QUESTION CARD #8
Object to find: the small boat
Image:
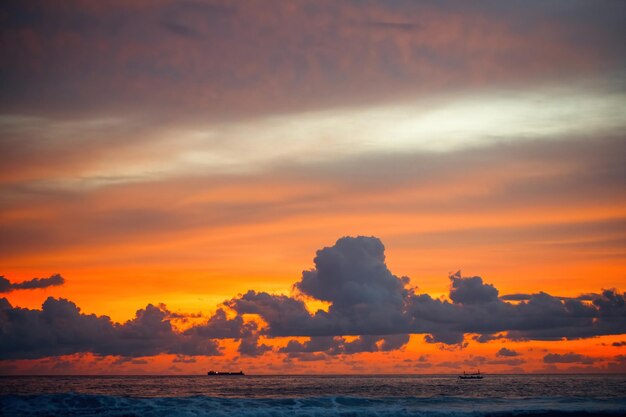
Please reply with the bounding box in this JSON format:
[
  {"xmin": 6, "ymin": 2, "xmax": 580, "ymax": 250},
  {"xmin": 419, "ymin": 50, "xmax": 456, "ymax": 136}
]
[
  {"xmin": 459, "ymin": 370, "xmax": 483, "ymax": 379},
  {"xmin": 207, "ymin": 370, "xmax": 245, "ymax": 376}
]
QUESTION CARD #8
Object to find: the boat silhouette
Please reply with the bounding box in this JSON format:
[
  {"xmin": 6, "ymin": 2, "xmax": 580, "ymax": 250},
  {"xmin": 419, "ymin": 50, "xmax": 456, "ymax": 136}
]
[
  {"xmin": 459, "ymin": 370, "xmax": 483, "ymax": 379},
  {"xmin": 207, "ymin": 370, "xmax": 245, "ymax": 376}
]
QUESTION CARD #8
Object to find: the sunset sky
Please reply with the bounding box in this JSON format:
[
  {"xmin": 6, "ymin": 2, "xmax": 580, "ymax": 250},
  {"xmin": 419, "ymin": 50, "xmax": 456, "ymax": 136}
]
[{"xmin": 1, "ymin": 0, "xmax": 625, "ymax": 375}]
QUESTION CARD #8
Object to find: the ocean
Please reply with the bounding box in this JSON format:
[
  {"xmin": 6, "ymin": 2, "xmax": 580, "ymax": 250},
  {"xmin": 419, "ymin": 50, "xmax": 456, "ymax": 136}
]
[{"xmin": 1, "ymin": 374, "xmax": 625, "ymax": 416}]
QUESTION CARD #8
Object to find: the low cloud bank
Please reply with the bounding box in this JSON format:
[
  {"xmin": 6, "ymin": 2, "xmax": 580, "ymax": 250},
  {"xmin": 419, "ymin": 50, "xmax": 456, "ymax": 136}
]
[{"xmin": 1, "ymin": 236, "xmax": 624, "ymax": 360}]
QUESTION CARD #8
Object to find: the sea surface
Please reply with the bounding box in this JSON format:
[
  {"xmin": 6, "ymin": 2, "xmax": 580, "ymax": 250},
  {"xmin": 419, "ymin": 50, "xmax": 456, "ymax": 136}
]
[{"xmin": 1, "ymin": 374, "xmax": 625, "ymax": 416}]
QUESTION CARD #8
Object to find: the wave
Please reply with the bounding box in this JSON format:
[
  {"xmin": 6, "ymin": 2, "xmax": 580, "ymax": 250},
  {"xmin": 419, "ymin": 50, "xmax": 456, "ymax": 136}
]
[{"xmin": 2, "ymin": 394, "xmax": 625, "ymax": 417}]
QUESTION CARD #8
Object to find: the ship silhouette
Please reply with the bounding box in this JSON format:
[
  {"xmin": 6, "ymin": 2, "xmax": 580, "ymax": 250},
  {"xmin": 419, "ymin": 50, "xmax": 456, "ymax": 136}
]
[
  {"xmin": 207, "ymin": 370, "xmax": 245, "ymax": 376},
  {"xmin": 459, "ymin": 369, "xmax": 483, "ymax": 379}
]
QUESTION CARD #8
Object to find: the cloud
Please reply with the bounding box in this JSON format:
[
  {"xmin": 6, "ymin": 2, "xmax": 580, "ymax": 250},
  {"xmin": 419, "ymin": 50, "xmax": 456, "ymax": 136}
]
[
  {"xmin": 0, "ymin": 274, "xmax": 65, "ymax": 293},
  {"xmin": 496, "ymin": 347, "xmax": 519, "ymax": 357},
  {"xmin": 449, "ymin": 272, "xmax": 499, "ymax": 304},
  {"xmin": 1, "ymin": 0, "xmax": 622, "ymax": 121},
  {"xmin": 279, "ymin": 334, "xmax": 410, "ymax": 359},
  {"xmin": 172, "ymin": 355, "xmax": 196, "ymax": 363},
  {"xmin": 227, "ymin": 236, "xmax": 414, "ymax": 338},
  {"xmin": 226, "ymin": 236, "xmax": 626, "ymax": 345},
  {"xmin": 238, "ymin": 334, "xmax": 272, "ymax": 357},
  {"xmin": 499, "ymin": 294, "xmax": 532, "ymax": 301},
  {"xmin": 543, "ymin": 352, "xmax": 596, "ymax": 365},
  {"xmin": 0, "ymin": 297, "xmax": 221, "ymax": 360},
  {"xmin": 185, "ymin": 308, "xmax": 255, "ymax": 339},
  {"xmin": 612, "ymin": 341, "xmax": 626, "ymax": 347},
  {"xmin": 280, "ymin": 336, "xmax": 343, "ymax": 355},
  {"xmin": 489, "ymin": 358, "xmax": 526, "ymax": 366},
  {"xmin": 225, "ymin": 291, "xmax": 315, "ymax": 337},
  {"xmin": 2, "ymin": 235, "xmax": 625, "ymax": 360}
]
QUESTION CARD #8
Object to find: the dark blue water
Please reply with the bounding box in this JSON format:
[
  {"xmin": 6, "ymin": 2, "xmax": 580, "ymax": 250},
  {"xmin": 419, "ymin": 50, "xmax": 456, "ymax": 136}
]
[{"xmin": 1, "ymin": 374, "xmax": 625, "ymax": 416}]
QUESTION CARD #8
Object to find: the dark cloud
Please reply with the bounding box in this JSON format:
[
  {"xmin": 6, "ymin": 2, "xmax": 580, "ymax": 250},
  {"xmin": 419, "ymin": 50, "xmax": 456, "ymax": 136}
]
[
  {"xmin": 500, "ymin": 294, "xmax": 532, "ymax": 301},
  {"xmin": 0, "ymin": 274, "xmax": 64, "ymax": 293},
  {"xmin": 226, "ymin": 236, "xmax": 626, "ymax": 345},
  {"xmin": 380, "ymin": 334, "xmax": 411, "ymax": 352},
  {"xmin": 543, "ymin": 352, "xmax": 596, "ymax": 365},
  {"xmin": 424, "ymin": 332, "xmax": 466, "ymax": 346},
  {"xmin": 238, "ymin": 334, "xmax": 271, "ymax": 357},
  {"xmin": 279, "ymin": 334, "xmax": 410, "ymax": 359},
  {"xmin": 0, "ymin": 297, "xmax": 221, "ymax": 360},
  {"xmin": 225, "ymin": 291, "xmax": 315, "ymax": 337},
  {"xmin": 612, "ymin": 341, "xmax": 626, "ymax": 347},
  {"xmin": 186, "ymin": 308, "xmax": 255, "ymax": 339},
  {"xmin": 449, "ymin": 272, "xmax": 499, "ymax": 304},
  {"xmin": 0, "ymin": 0, "xmax": 622, "ymax": 120},
  {"xmin": 280, "ymin": 336, "xmax": 342, "ymax": 355},
  {"xmin": 2, "ymin": 236, "xmax": 625, "ymax": 360},
  {"xmin": 496, "ymin": 347, "xmax": 519, "ymax": 357}
]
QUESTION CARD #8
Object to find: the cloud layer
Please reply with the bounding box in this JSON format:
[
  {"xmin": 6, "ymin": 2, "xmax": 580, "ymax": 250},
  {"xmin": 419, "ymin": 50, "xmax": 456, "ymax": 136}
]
[
  {"xmin": 1, "ymin": 236, "xmax": 624, "ymax": 360},
  {"xmin": 0, "ymin": 298, "xmax": 219, "ymax": 360}
]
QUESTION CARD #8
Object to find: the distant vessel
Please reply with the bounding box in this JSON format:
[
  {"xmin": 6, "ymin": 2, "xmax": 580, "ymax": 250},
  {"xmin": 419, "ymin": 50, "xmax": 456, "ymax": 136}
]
[
  {"xmin": 207, "ymin": 370, "xmax": 245, "ymax": 376},
  {"xmin": 459, "ymin": 370, "xmax": 483, "ymax": 379}
]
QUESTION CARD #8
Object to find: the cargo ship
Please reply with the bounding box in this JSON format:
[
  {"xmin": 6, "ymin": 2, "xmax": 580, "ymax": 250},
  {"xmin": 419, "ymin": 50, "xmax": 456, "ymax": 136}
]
[
  {"xmin": 459, "ymin": 370, "xmax": 483, "ymax": 379},
  {"xmin": 207, "ymin": 370, "xmax": 245, "ymax": 376}
]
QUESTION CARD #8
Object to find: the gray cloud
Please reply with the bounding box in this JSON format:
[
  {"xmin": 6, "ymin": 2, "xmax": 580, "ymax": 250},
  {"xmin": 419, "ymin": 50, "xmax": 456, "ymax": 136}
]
[
  {"xmin": 2, "ymin": 0, "xmax": 622, "ymax": 120},
  {"xmin": 0, "ymin": 274, "xmax": 64, "ymax": 293},
  {"xmin": 2, "ymin": 235, "xmax": 625, "ymax": 360},
  {"xmin": 238, "ymin": 334, "xmax": 272, "ymax": 357},
  {"xmin": 500, "ymin": 294, "xmax": 532, "ymax": 301},
  {"xmin": 279, "ymin": 334, "xmax": 410, "ymax": 359},
  {"xmin": 496, "ymin": 347, "xmax": 519, "ymax": 357},
  {"xmin": 449, "ymin": 272, "xmax": 499, "ymax": 305},
  {"xmin": 0, "ymin": 297, "xmax": 221, "ymax": 360},
  {"xmin": 543, "ymin": 352, "xmax": 596, "ymax": 365},
  {"xmin": 185, "ymin": 308, "xmax": 255, "ymax": 339},
  {"xmin": 226, "ymin": 236, "xmax": 626, "ymax": 345}
]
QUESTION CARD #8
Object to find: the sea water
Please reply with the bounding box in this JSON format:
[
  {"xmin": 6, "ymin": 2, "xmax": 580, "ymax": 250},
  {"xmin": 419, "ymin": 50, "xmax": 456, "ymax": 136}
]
[{"xmin": 1, "ymin": 374, "xmax": 625, "ymax": 416}]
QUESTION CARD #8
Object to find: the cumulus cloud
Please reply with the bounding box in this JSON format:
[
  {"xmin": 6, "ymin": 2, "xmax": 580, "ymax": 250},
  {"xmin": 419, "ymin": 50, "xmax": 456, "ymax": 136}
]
[
  {"xmin": 2, "ymin": 235, "xmax": 625, "ymax": 360},
  {"xmin": 0, "ymin": 274, "xmax": 65, "ymax": 293},
  {"xmin": 238, "ymin": 334, "xmax": 272, "ymax": 357},
  {"xmin": 0, "ymin": 297, "xmax": 221, "ymax": 360},
  {"xmin": 186, "ymin": 308, "xmax": 255, "ymax": 339},
  {"xmin": 226, "ymin": 236, "xmax": 626, "ymax": 346},
  {"xmin": 449, "ymin": 272, "xmax": 499, "ymax": 304},
  {"xmin": 228, "ymin": 236, "xmax": 413, "ymax": 337}
]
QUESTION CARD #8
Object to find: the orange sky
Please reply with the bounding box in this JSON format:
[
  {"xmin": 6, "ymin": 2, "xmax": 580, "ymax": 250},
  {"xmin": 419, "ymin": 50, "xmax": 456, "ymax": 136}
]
[{"xmin": 0, "ymin": 0, "xmax": 625, "ymax": 374}]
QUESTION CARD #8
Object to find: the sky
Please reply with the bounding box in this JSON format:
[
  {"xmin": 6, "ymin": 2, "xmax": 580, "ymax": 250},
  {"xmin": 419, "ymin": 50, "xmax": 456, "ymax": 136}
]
[{"xmin": 1, "ymin": 0, "xmax": 625, "ymax": 375}]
